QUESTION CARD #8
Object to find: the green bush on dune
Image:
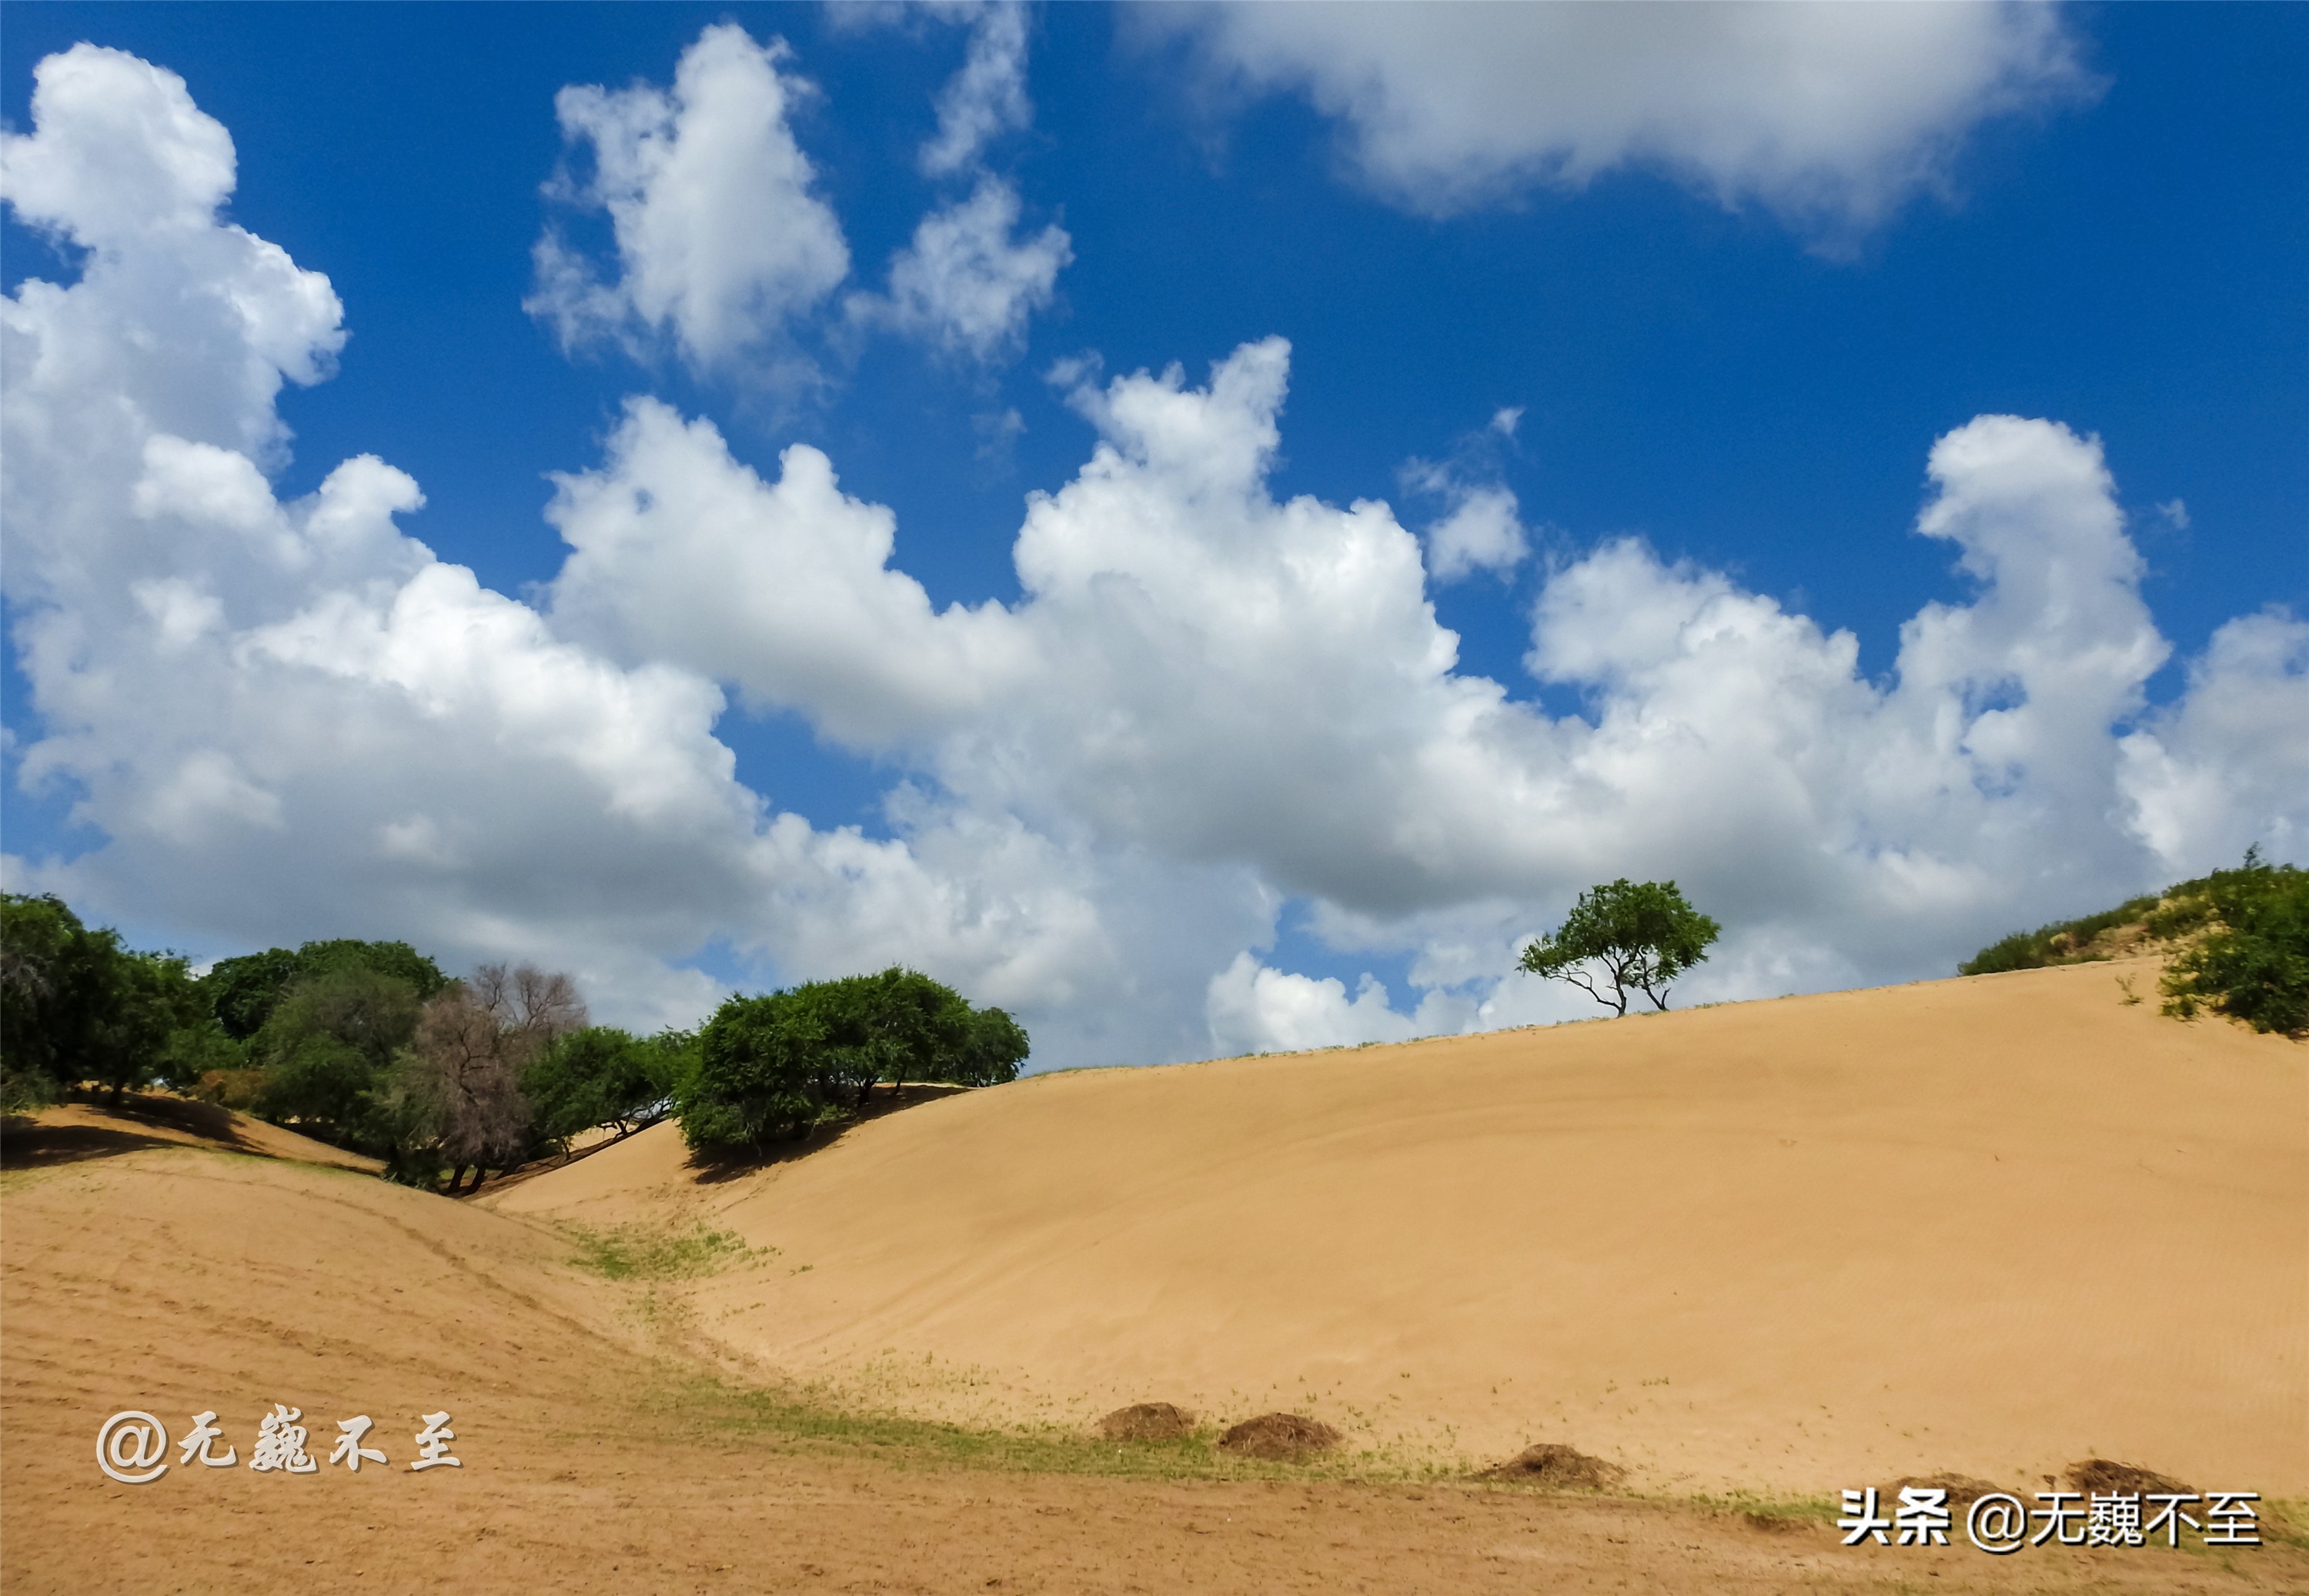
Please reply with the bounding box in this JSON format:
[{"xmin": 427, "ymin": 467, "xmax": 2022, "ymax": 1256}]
[
  {"xmin": 2155, "ymin": 852, "xmax": 2309, "ymax": 1038},
  {"xmin": 1961, "ymin": 850, "xmax": 2307, "ymax": 1039},
  {"xmin": 677, "ymin": 967, "xmax": 1029, "ymax": 1152},
  {"xmin": 1955, "ymin": 894, "xmax": 2165, "ymax": 975}
]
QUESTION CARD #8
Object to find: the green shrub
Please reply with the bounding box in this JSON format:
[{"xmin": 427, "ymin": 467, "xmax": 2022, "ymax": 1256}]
[
  {"xmin": 2159, "ymin": 854, "xmax": 2307, "ymax": 1039},
  {"xmin": 1957, "ymin": 893, "xmax": 2162, "ymax": 975},
  {"xmin": 677, "ymin": 967, "xmax": 1028, "ymax": 1152}
]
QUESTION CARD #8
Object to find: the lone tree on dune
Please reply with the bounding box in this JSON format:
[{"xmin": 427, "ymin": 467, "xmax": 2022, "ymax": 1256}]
[{"xmin": 1521, "ymin": 879, "xmax": 1720, "ymax": 1016}]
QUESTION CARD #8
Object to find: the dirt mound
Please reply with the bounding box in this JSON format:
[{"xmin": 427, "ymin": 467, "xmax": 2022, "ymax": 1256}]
[
  {"xmin": 1218, "ymin": 1413, "xmax": 1342, "ymax": 1461},
  {"xmin": 2063, "ymin": 1457, "xmax": 2197, "ymax": 1497},
  {"xmin": 1098, "ymin": 1402, "xmax": 1197, "ymax": 1442},
  {"xmin": 1482, "ymin": 1443, "xmax": 1626, "ymax": 1490},
  {"xmin": 1881, "ymin": 1473, "xmax": 2007, "ymax": 1509}
]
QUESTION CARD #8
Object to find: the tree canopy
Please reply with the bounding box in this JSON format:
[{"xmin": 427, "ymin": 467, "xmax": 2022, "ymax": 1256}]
[
  {"xmin": 205, "ymin": 938, "xmax": 448, "ymax": 1042},
  {"xmin": 7, "ymin": 897, "xmax": 1032, "ymax": 1187},
  {"xmin": 677, "ymin": 968, "xmax": 1028, "ymax": 1151},
  {"xmin": 1519, "ymin": 879, "xmax": 1721, "ymax": 1015},
  {"xmin": 523, "ymin": 1025, "xmax": 687, "ymax": 1148},
  {"xmin": 248, "ymin": 963, "xmax": 426, "ymax": 1139},
  {"xmin": 2, "ymin": 893, "xmax": 205, "ymax": 1109},
  {"xmin": 384, "ymin": 963, "xmax": 589, "ymax": 1190}
]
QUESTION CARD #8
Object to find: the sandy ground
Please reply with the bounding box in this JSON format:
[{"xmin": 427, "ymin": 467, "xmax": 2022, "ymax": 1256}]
[
  {"xmin": 4, "ymin": 962, "xmax": 2304, "ymax": 1593},
  {"xmin": 491, "ymin": 957, "xmax": 2307, "ymax": 1497}
]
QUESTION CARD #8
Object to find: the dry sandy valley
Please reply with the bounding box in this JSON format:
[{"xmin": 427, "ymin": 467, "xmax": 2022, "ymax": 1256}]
[{"xmin": 4, "ymin": 957, "xmax": 2302, "ymax": 1593}]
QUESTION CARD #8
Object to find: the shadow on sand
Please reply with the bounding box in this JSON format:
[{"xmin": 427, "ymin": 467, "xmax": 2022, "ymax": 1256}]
[
  {"xmin": 687, "ymin": 1082, "xmax": 974, "ymax": 1186},
  {"xmin": 2, "ymin": 1090, "xmax": 264, "ymax": 1169}
]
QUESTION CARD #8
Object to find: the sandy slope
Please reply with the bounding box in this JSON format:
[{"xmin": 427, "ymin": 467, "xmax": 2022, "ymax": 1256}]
[
  {"xmin": 5, "ymin": 981, "xmax": 2303, "ymax": 1594},
  {"xmin": 492, "ymin": 957, "xmax": 2308, "ymax": 1496},
  {"xmin": 8, "ymin": 1090, "xmax": 384, "ymax": 1172},
  {"xmin": 7, "ymin": 1130, "xmax": 2250, "ymax": 1596}
]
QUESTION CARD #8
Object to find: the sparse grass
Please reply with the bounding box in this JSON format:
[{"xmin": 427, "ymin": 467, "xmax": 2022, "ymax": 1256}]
[
  {"xmin": 2262, "ymin": 1498, "xmax": 2308, "ymax": 1554},
  {"xmin": 563, "ymin": 1220, "xmax": 769, "ymax": 1281},
  {"xmin": 1959, "ymin": 892, "xmax": 2167, "ymax": 976},
  {"xmin": 611, "ymin": 1366, "xmax": 1492, "ymax": 1487},
  {"xmin": 1676, "ymin": 1487, "xmax": 1840, "ymax": 1525}
]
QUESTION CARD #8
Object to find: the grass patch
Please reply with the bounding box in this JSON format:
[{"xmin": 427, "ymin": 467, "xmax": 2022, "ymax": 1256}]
[
  {"xmin": 614, "ymin": 1366, "xmax": 1483, "ymax": 1486},
  {"xmin": 1677, "ymin": 1488, "xmax": 1840, "ymax": 1526},
  {"xmin": 563, "ymin": 1221, "xmax": 767, "ymax": 1281},
  {"xmin": 2262, "ymin": 1498, "xmax": 2309, "ymax": 1554},
  {"xmin": 1959, "ymin": 893, "xmax": 2164, "ymax": 975}
]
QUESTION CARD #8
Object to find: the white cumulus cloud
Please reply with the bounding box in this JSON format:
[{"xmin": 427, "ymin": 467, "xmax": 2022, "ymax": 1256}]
[
  {"xmin": 920, "ymin": 1, "xmax": 1034, "ymax": 178},
  {"xmin": 526, "ymin": 24, "xmax": 850, "ymax": 373},
  {"xmin": 1205, "ymin": 952, "xmax": 1425, "ymax": 1057},
  {"xmin": 1153, "ymin": 2, "xmax": 2095, "ymax": 236},
  {"xmin": 552, "ymin": 332, "xmax": 2302, "ymax": 1049},
  {"xmin": 850, "ymin": 178, "xmax": 1071, "ymax": 362},
  {"xmin": 846, "ymin": 4, "xmax": 1069, "ymax": 364},
  {"xmin": 1402, "ymin": 411, "xmax": 1532, "ymax": 582}
]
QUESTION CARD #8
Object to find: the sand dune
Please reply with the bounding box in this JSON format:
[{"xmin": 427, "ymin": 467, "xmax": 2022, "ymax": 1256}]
[
  {"xmin": 7, "ymin": 964, "xmax": 2304, "ymax": 1593},
  {"xmin": 6, "ymin": 1089, "xmax": 385, "ymax": 1173},
  {"xmin": 492, "ymin": 957, "xmax": 2307, "ymax": 1495}
]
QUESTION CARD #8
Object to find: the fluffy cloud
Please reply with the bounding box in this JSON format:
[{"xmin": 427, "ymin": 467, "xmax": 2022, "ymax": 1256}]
[
  {"xmin": 0, "ymin": 43, "xmax": 1130, "ymax": 1042},
  {"xmin": 1402, "ymin": 407, "xmax": 1531, "ymax": 582},
  {"xmin": 920, "ymin": 1, "xmax": 1034, "ymax": 178},
  {"xmin": 847, "ymin": 5, "xmax": 1070, "ymax": 362},
  {"xmin": 850, "ymin": 178, "xmax": 1071, "ymax": 362},
  {"xmin": 2119, "ymin": 609, "xmax": 2309, "ymax": 868},
  {"xmin": 1153, "ymin": 2, "xmax": 2093, "ymax": 234},
  {"xmin": 1205, "ymin": 952, "xmax": 1423, "ymax": 1057},
  {"xmin": 8, "ymin": 44, "xmax": 2301, "ymax": 1073},
  {"xmin": 550, "ymin": 328, "xmax": 2303, "ymax": 1043},
  {"xmin": 544, "ymin": 396, "xmax": 1034, "ymax": 746},
  {"xmin": 526, "ymin": 24, "xmax": 850, "ymax": 372}
]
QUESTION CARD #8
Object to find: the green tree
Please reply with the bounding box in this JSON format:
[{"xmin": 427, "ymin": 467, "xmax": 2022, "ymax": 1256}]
[
  {"xmin": 523, "ymin": 1025, "xmax": 680, "ymax": 1149},
  {"xmin": 956, "ymin": 1004, "xmax": 1031, "ymax": 1087},
  {"xmin": 677, "ymin": 968, "xmax": 1029, "ymax": 1152},
  {"xmin": 678, "ymin": 988, "xmax": 823, "ymax": 1149},
  {"xmin": 1519, "ymin": 879, "xmax": 1721, "ymax": 1015},
  {"xmin": 155, "ymin": 1015, "xmax": 246, "ymax": 1095},
  {"xmin": 246, "ymin": 963, "xmax": 423, "ymax": 1142},
  {"xmin": 203, "ymin": 939, "xmax": 446, "ymax": 1041},
  {"xmin": 2158, "ymin": 853, "xmax": 2308, "ymax": 1039},
  {"xmin": 203, "ymin": 947, "xmax": 308, "ymax": 1042},
  {"xmin": 5, "ymin": 894, "xmax": 226, "ymax": 1109},
  {"xmin": 80, "ymin": 948, "xmax": 205, "ymax": 1105},
  {"xmin": 2, "ymin": 893, "xmax": 84, "ymax": 1110}
]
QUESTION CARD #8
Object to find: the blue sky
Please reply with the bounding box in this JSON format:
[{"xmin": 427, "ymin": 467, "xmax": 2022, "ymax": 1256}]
[{"xmin": 3, "ymin": 3, "xmax": 2303, "ymax": 1066}]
